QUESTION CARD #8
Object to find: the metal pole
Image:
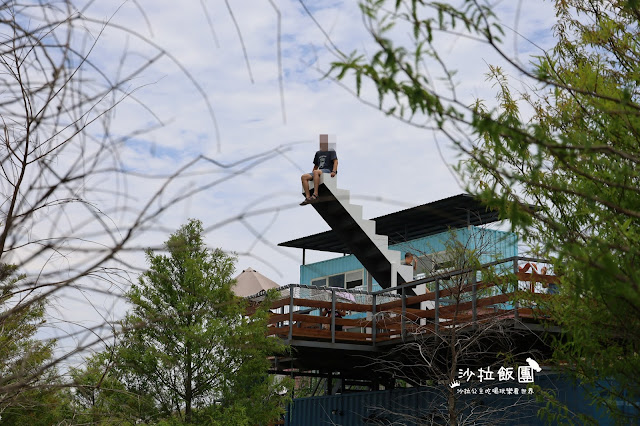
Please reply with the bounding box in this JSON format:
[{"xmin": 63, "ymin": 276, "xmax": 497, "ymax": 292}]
[
  {"xmin": 435, "ymin": 279, "xmax": 440, "ymax": 334},
  {"xmin": 372, "ymin": 294, "xmax": 377, "ymax": 347},
  {"xmin": 401, "ymin": 287, "xmax": 406, "ymax": 340},
  {"xmin": 472, "ymin": 268, "xmax": 477, "ymax": 326},
  {"xmin": 280, "ymin": 305, "xmax": 285, "ymax": 328},
  {"xmin": 288, "ymin": 286, "xmax": 294, "ymax": 341},
  {"xmin": 331, "ymin": 288, "xmax": 336, "ymax": 343},
  {"xmin": 513, "ymin": 258, "xmax": 520, "ymax": 321}
]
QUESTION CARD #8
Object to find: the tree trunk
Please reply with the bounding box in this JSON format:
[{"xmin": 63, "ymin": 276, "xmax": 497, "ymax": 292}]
[
  {"xmin": 448, "ymin": 330, "xmax": 458, "ymax": 426},
  {"xmin": 186, "ymin": 343, "xmax": 193, "ymax": 423}
]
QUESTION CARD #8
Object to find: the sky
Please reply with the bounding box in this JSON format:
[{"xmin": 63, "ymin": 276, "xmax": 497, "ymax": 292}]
[
  {"xmin": 116, "ymin": 0, "xmax": 555, "ymax": 279},
  {"xmin": 8, "ymin": 0, "xmax": 559, "ymax": 357}
]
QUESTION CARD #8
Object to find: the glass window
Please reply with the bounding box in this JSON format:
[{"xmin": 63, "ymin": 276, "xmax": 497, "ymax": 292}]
[
  {"xmin": 346, "ymin": 279, "xmax": 362, "ymax": 289},
  {"xmin": 416, "ymin": 252, "xmax": 457, "ymax": 275},
  {"xmin": 311, "ymin": 278, "xmax": 326, "ymax": 287},
  {"xmin": 328, "ymin": 274, "xmax": 345, "ymax": 288},
  {"xmin": 416, "ymin": 255, "xmax": 433, "ymax": 277},
  {"xmin": 346, "ymin": 270, "xmax": 363, "ymax": 289}
]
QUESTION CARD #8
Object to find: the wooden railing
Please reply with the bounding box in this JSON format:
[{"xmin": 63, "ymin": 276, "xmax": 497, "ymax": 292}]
[{"xmin": 257, "ymin": 257, "xmax": 559, "ymax": 346}]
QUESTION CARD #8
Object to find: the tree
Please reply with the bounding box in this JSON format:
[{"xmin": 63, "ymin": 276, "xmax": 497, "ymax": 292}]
[
  {"xmin": 0, "ymin": 264, "xmax": 71, "ymax": 424},
  {"xmin": 68, "ymin": 351, "xmax": 157, "ymax": 424},
  {"xmin": 364, "ymin": 230, "xmax": 545, "ymax": 425},
  {"xmin": 329, "ymin": 0, "xmax": 640, "ymax": 422},
  {"xmin": 114, "ymin": 219, "xmax": 289, "ymax": 425},
  {"xmin": 0, "ymin": 0, "xmax": 289, "ymax": 409},
  {"xmin": 0, "ymin": 0, "xmax": 198, "ymax": 385},
  {"xmin": 0, "ymin": 384, "xmax": 72, "ymax": 426}
]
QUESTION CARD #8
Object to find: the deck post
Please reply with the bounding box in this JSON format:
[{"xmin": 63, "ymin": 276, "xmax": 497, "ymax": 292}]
[
  {"xmin": 513, "ymin": 258, "xmax": 520, "ymax": 321},
  {"xmin": 472, "ymin": 268, "xmax": 477, "ymax": 326},
  {"xmin": 435, "ymin": 279, "xmax": 440, "ymax": 334},
  {"xmin": 372, "ymin": 294, "xmax": 377, "ymax": 347},
  {"xmin": 288, "ymin": 286, "xmax": 294, "ymax": 341},
  {"xmin": 331, "ymin": 288, "xmax": 336, "ymax": 343},
  {"xmin": 401, "ymin": 287, "xmax": 406, "ymax": 340},
  {"xmin": 280, "ymin": 305, "xmax": 284, "ymax": 328}
]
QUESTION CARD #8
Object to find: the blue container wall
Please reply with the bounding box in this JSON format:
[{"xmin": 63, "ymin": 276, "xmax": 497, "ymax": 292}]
[
  {"xmin": 300, "ymin": 226, "xmax": 518, "ymax": 285},
  {"xmin": 389, "ymin": 227, "xmax": 517, "ymax": 265},
  {"xmin": 285, "ymin": 375, "xmax": 630, "ymax": 426},
  {"xmin": 300, "ymin": 255, "xmax": 365, "ymax": 286}
]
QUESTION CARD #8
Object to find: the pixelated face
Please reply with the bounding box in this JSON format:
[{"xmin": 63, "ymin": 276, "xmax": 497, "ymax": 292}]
[
  {"xmin": 319, "ymin": 134, "xmax": 336, "ymax": 151},
  {"xmin": 319, "ymin": 134, "xmax": 328, "ymax": 151}
]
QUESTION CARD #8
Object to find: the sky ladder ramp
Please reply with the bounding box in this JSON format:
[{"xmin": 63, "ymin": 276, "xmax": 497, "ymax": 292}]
[{"xmin": 307, "ymin": 175, "xmax": 413, "ymax": 290}]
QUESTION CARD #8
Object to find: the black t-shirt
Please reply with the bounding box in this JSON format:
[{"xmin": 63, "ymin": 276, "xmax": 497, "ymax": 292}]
[{"xmin": 313, "ymin": 150, "xmax": 337, "ymax": 170}]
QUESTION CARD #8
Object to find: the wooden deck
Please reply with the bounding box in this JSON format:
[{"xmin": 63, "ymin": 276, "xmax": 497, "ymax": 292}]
[
  {"xmin": 254, "ymin": 257, "xmax": 559, "ymax": 349},
  {"xmin": 253, "ymin": 257, "xmax": 560, "ymax": 389}
]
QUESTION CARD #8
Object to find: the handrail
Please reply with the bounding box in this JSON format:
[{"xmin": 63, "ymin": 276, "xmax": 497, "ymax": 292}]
[
  {"xmin": 245, "ymin": 256, "xmax": 554, "ymax": 301},
  {"xmin": 372, "ymin": 255, "xmax": 553, "ymax": 296},
  {"xmin": 259, "ymin": 256, "xmax": 557, "ymax": 346}
]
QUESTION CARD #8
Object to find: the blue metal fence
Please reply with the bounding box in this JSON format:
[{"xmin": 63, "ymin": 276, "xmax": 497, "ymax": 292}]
[{"xmin": 285, "ymin": 375, "xmax": 632, "ymax": 425}]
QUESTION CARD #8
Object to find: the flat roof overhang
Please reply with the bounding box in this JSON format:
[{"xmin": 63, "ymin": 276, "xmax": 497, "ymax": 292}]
[{"xmin": 279, "ymin": 193, "xmax": 502, "ymax": 254}]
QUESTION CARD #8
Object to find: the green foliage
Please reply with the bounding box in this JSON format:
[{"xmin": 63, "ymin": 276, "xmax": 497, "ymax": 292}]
[
  {"xmin": 114, "ymin": 219, "xmax": 290, "ymax": 425},
  {"xmin": 330, "ymin": 0, "xmax": 640, "ymax": 422},
  {"xmin": 68, "ymin": 351, "xmax": 157, "ymax": 424},
  {"xmin": 469, "ymin": 3, "xmax": 640, "ymax": 421},
  {"xmin": 0, "ymin": 382, "xmax": 73, "ymax": 426},
  {"xmin": 0, "ymin": 264, "xmax": 65, "ymax": 422},
  {"xmin": 533, "ymin": 385, "xmax": 596, "ymax": 426}
]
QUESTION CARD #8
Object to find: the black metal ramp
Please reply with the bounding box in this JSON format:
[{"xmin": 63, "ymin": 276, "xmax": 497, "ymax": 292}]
[{"xmin": 307, "ymin": 175, "xmax": 413, "ymax": 289}]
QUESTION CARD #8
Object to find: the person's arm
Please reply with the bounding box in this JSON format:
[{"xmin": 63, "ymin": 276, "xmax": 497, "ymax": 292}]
[{"xmin": 331, "ymin": 158, "xmax": 338, "ymax": 177}]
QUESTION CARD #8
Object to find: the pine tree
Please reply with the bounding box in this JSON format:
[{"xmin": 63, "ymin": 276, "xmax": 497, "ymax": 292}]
[{"xmin": 115, "ymin": 219, "xmax": 289, "ymax": 424}]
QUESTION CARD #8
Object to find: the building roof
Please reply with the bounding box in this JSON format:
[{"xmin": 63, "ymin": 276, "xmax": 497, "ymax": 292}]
[
  {"xmin": 278, "ymin": 193, "xmax": 501, "ymax": 254},
  {"xmin": 232, "ymin": 267, "xmax": 280, "ymax": 297}
]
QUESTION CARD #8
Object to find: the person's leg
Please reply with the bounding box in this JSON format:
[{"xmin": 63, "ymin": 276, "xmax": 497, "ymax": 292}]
[
  {"xmin": 301, "ymin": 173, "xmax": 312, "ymax": 198},
  {"xmin": 312, "ymin": 169, "xmax": 323, "ymax": 196}
]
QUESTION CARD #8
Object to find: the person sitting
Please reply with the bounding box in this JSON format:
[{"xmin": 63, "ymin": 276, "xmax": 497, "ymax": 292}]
[{"xmin": 300, "ymin": 134, "xmax": 338, "ymax": 205}]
